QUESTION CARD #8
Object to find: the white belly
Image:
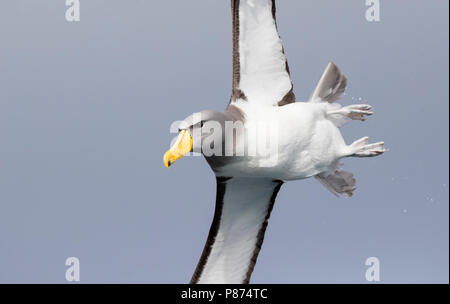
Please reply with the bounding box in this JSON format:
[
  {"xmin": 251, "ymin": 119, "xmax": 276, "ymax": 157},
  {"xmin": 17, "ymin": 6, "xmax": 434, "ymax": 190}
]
[{"xmin": 221, "ymin": 102, "xmax": 347, "ymax": 180}]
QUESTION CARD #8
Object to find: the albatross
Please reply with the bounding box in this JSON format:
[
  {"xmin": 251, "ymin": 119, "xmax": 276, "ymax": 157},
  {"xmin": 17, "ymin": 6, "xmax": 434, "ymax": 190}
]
[{"xmin": 163, "ymin": 0, "xmax": 385, "ymax": 284}]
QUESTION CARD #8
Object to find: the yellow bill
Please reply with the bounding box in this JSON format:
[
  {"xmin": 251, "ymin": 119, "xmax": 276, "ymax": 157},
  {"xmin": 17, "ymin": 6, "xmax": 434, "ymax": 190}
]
[{"xmin": 163, "ymin": 130, "xmax": 193, "ymax": 168}]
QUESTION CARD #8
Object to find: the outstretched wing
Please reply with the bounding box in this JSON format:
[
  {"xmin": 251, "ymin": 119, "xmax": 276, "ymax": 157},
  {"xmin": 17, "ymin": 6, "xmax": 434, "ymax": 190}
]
[
  {"xmin": 230, "ymin": 0, "xmax": 295, "ymax": 107},
  {"xmin": 190, "ymin": 177, "xmax": 283, "ymax": 284}
]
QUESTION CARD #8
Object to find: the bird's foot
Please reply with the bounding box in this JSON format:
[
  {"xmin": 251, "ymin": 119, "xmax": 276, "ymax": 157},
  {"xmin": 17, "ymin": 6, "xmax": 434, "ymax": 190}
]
[
  {"xmin": 349, "ymin": 136, "xmax": 386, "ymax": 157},
  {"xmin": 328, "ymin": 104, "xmax": 373, "ymax": 121}
]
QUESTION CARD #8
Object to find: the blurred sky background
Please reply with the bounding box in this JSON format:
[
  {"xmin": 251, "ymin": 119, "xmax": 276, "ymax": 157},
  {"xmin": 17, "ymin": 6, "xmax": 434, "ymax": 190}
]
[{"xmin": 0, "ymin": 0, "xmax": 448, "ymax": 283}]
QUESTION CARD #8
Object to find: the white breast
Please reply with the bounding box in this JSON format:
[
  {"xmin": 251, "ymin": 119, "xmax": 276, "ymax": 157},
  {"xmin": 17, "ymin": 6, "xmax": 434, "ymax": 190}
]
[{"xmin": 226, "ymin": 101, "xmax": 347, "ymax": 180}]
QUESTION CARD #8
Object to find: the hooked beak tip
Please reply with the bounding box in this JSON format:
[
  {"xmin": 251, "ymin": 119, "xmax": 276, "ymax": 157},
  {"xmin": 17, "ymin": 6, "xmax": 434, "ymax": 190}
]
[
  {"xmin": 163, "ymin": 130, "xmax": 193, "ymax": 169},
  {"xmin": 163, "ymin": 153, "xmax": 172, "ymax": 168}
]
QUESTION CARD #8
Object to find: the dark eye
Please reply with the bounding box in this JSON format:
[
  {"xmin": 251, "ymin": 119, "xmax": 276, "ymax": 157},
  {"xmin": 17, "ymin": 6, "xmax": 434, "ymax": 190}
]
[{"xmin": 200, "ymin": 121, "xmax": 205, "ymax": 128}]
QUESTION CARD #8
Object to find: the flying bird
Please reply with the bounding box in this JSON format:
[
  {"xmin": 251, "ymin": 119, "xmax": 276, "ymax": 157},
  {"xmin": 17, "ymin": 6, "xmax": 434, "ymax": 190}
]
[{"xmin": 163, "ymin": 0, "xmax": 385, "ymax": 284}]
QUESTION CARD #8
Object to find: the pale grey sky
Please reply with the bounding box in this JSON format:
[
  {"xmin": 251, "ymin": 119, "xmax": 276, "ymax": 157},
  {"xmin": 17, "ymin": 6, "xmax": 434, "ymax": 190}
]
[{"xmin": 0, "ymin": 1, "xmax": 448, "ymax": 283}]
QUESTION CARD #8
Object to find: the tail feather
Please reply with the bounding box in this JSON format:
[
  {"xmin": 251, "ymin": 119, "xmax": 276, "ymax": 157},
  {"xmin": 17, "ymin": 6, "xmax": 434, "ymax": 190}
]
[
  {"xmin": 315, "ymin": 170, "xmax": 356, "ymax": 197},
  {"xmin": 310, "ymin": 61, "xmax": 347, "ymax": 103}
]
